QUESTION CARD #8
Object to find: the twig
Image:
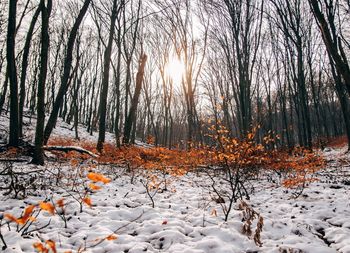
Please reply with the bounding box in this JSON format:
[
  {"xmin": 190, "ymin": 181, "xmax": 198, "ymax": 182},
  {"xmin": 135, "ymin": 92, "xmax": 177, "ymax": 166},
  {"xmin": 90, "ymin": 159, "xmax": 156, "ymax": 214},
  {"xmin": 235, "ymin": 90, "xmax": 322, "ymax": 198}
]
[
  {"xmin": 88, "ymin": 211, "xmax": 145, "ymax": 249},
  {"xmin": 0, "ymin": 158, "xmax": 30, "ymax": 163},
  {"xmin": 141, "ymin": 179, "xmax": 159, "ymax": 208},
  {"xmin": 23, "ymin": 219, "xmax": 51, "ymax": 235},
  {"xmin": 0, "ymin": 232, "xmax": 7, "ymax": 250},
  {"xmin": 0, "ymin": 218, "xmax": 7, "ymax": 250}
]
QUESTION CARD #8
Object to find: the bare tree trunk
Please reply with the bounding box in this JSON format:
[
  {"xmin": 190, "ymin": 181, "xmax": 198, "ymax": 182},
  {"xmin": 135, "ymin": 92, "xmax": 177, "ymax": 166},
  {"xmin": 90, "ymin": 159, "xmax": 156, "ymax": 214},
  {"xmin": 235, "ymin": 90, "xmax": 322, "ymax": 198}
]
[
  {"xmin": 329, "ymin": 57, "xmax": 350, "ymax": 150},
  {"xmin": 309, "ymin": 0, "xmax": 350, "ymax": 96},
  {"xmin": 0, "ymin": 70, "xmax": 8, "ymax": 113},
  {"xmin": 19, "ymin": 4, "xmax": 41, "ymax": 138},
  {"xmin": 32, "ymin": 0, "xmax": 52, "ymax": 165},
  {"xmin": 97, "ymin": 0, "xmax": 118, "ymax": 152},
  {"xmin": 6, "ymin": 0, "xmax": 19, "ymax": 147},
  {"xmin": 123, "ymin": 54, "xmax": 147, "ymax": 144},
  {"xmin": 112, "ymin": 57, "xmax": 122, "ymax": 147}
]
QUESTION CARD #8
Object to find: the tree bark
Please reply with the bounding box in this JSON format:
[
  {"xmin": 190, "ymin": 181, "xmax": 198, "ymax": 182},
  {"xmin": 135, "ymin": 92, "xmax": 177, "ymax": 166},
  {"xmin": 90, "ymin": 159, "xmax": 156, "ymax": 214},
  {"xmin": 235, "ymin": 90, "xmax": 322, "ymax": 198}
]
[
  {"xmin": 123, "ymin": 54, "xmax": 147, "ymax": 144},
  {"xmin": 19, "ymin": 4, "xmax": 41, "ymax": 138},
  {"xmin": 6, "ymin": 0, "xmax": 19, "ymax": 147},
  {"xmin": 0, "ymin": 70, "xmax": 9, "ymax": 113},
  {"xmin": 32, "ymin": 0, "xmax": 52, "ymax": 165},
  {"xmin": 96, "ymin": 0, "xmax": 118, "ymax": 152}
]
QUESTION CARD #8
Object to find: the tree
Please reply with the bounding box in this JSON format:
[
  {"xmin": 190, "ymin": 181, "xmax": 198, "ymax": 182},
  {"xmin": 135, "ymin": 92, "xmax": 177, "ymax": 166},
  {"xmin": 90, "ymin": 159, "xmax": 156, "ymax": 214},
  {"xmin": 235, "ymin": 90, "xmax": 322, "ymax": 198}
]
[
  {"xmin": 308, "ymin": 0, "xmax": 350, "ymax": 149},
  {"xmin": 270, "ymin": 0, "xmax": 313, "ymax": 148},
  {"xmin": 43, "ymin": 0, "xmax": 91, "ymax": 145},
  {"xmin": 155, "ymin": 0, "xmax": 208, "ymax": 146},
  {"xmin": 32, "ymin": 0, "xmax": 52, "ymax": 165},
  {"xmin": 123, "ymin": 53, "xmax": 147, "ymax": 144},
  {"xmin": 207, "ymin": 0, "xmax": 264, "ymax": 137},
  {"xmin": 309, "ymin": 0, "xmax": 350, "ymax": 96},
  {"xmin": 120, "ymin": 0, "xmax": 142, "ymax": 145},
  {"xmin": 19, "ymin": 4, "xmax": 41, "ymax": 138},
  {"xmin": 6, "ymin": 0, "xmax": 19, "ymax": 147},
  {"xmin": 96, "ymin": 0, "xmax": 119, "ymax": 152}
]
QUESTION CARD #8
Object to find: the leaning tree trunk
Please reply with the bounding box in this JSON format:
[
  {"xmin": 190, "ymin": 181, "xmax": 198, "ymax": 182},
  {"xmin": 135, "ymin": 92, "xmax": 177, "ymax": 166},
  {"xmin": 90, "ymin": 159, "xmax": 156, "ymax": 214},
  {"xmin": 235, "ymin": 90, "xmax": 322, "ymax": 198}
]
[
  {"xmin": 308, "ymin": 0, "xmax": 350, "ymax": 96},
  {"xmin": 123, "ymin": 54, "xmax": 147, "ymax": 144},
  {"xmin": 43, "ymin": 0, "xmax": 91, "ymax": 145}
]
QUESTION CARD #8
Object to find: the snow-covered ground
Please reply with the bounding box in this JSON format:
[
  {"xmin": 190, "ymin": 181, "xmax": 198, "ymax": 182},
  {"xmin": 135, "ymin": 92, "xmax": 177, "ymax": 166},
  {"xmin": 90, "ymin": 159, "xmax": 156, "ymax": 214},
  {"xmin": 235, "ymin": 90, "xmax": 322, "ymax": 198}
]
[{"xmin": 0, "ymin": 114, "xmax": 350, "ymax": 253}]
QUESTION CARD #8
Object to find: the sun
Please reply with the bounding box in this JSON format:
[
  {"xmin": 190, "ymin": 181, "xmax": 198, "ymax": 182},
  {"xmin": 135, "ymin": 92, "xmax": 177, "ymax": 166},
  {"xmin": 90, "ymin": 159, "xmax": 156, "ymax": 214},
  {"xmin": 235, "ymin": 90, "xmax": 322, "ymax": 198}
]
[{"xmin": 165, "ymin": 58, "xmax": 186, "ymax": 86}]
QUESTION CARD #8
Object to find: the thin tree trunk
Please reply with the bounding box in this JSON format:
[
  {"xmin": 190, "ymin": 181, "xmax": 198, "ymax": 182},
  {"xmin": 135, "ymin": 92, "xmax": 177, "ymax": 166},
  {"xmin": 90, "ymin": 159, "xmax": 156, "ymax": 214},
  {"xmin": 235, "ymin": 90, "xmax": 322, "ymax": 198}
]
[
  {"xmin": 0, "ymin": 70, "xmax": 8, "ymax": 113},
  {"xmin": 32, "ymin": 0, "xmax": 52, "ymax": 165},
  {"xmin": 123, "ymin": 54, "xmax": 147, "ymax": 144},
  {"xmin": 309, "ymin": 0, "xmax": 350, "ymax": 96},
  {"xmin": 96, "ymin": 0, "xmax": 118, "ymax": 152},
  {"xmin": 329, "ymin": 57, "xmax": 350, "ymax": 150},
  {"xmin": 7, "ymin": 0, "xmax": 20, "ymax": 147},
  {"xmin": 19, "ymin": 5, "xmax": 41, "ymax": 138}
]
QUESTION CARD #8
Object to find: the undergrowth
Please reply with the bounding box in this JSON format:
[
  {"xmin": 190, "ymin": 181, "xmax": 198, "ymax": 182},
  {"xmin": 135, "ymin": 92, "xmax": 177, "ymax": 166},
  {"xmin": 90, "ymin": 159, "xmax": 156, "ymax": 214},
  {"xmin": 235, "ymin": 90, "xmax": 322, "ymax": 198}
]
[{"xmin": 0, "ymin": 131, "xmax": 326, "ymax": 250}]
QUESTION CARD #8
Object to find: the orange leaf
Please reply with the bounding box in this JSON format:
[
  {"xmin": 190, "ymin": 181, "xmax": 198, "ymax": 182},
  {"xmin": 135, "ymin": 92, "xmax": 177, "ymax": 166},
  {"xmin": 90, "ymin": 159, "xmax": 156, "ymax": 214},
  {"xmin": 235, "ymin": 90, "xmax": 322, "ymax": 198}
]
[
  {"xmin": 17, "ymin": 216, "xmax": 36, "ymax": 225},
  {"xmin": 40, "ymin": 202, "xmax": 55, "ymax": 215},
  {"xmin": 82, "ymin": 197, "xmax": 92, "ymax": 207},
  {"xmin": 56, "ymin": 198, "xmax": 65, "ymax": 208},
  {"xmin": 4, "ymin": 213, "xmax": 19, "ymax": 223},
  {"xmin": 106, "ymin": 234, "xmax": 118, "ymax": 241},
  {"xmin": 87, "ymin": 172, "xmax": 111, "ymax": 184},
  {"xmin": 88, "ymin": 183, "xmax": 102, "ymax": 191},
  {"xmin": 33, "ymin": 242, "xmax": 48, "ymax": 253},
  {"xmin": 23, "ymin": 205, "xmax": 35, "ymax": 218},
  {"xmin": 247, "ymin": 133, "xmax": 254, "ymax": 140},
  {"xmin": 15, "ymin": 205, "xmax": 36, "ymax": 225},
  {"xmin": 46, "ymin": 240, "xmax": 57, "ymax": 253}
]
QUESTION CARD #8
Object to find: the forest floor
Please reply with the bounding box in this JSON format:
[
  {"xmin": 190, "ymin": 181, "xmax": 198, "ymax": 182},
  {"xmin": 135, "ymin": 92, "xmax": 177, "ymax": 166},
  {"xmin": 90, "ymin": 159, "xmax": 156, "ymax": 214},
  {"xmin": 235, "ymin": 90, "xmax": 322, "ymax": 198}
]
[{"xmin": 0, "ymin": 113, "xmax": 350, "ymax": 253}]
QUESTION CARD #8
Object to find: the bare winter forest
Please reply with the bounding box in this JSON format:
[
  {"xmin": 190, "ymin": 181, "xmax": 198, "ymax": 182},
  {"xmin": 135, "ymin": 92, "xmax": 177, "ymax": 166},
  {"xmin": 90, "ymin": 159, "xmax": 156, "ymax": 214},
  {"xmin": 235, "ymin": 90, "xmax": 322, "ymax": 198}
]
[{"xmin": 0, "ymin": 0, "xmax": 350, "ymax": 253}]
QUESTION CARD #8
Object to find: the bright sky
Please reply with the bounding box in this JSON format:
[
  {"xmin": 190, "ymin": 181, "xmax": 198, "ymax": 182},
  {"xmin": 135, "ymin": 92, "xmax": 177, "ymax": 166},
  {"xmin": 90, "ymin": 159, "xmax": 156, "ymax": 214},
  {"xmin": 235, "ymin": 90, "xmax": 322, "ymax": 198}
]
[{"xmin": 165, "ymin": 57, "xmax": 186, "ymax": 88}]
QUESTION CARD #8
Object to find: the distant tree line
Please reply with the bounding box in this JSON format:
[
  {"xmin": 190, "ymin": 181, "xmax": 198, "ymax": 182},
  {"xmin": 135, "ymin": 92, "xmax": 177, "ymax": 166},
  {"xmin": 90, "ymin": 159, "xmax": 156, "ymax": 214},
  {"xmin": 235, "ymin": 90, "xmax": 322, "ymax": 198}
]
[{"xmin": 0, "ymin": 0, "xmax": 349, "ymax": 164}]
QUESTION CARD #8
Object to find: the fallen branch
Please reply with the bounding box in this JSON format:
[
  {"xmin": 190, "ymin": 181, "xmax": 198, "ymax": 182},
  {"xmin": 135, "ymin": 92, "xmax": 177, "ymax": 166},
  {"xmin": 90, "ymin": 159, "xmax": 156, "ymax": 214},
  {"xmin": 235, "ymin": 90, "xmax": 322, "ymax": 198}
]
[
  {"xmin": 0, "ymin": 158, "xmax": 30, "ymax": 163},
  {"xmin": 44, "ymin": 146, "xmax": 98, "ymax": 158}
]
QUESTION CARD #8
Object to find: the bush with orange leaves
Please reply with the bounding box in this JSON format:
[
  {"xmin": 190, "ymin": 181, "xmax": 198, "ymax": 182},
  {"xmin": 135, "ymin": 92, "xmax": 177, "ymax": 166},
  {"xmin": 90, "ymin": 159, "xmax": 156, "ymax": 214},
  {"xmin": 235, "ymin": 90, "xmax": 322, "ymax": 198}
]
[
  {"xmin": 47, "ymin": 134, "xmax": 324, "ymax": 197},
  {"xmin": 47, "ymin": 137, "xmax": 206, "ymax": 177},
  {"xmin": 202, "ymin": 124, "xmax": 325, "ymax": 224},
  {"xmin": 203, "ymin": 125, "xmax": 268, "ymax": 222},
  {"xmin": 267, "ymin": 147, "xmax": 324, "ymax": 197},
  {"xmin": 46, "ymin": 137, "xmax": 208, "ymax": 208}
]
